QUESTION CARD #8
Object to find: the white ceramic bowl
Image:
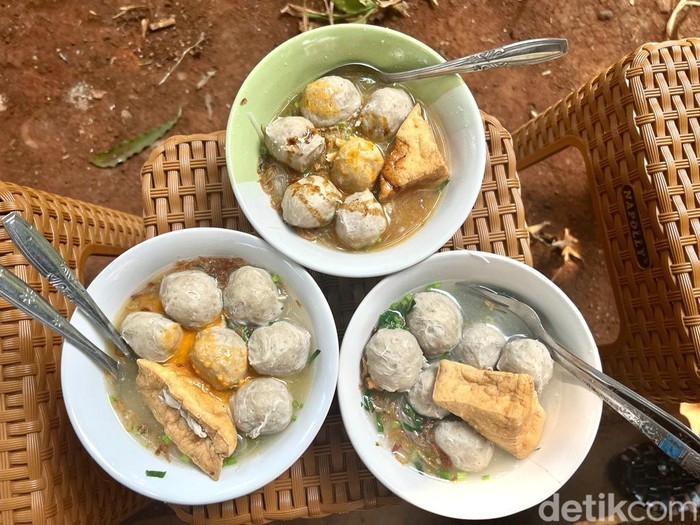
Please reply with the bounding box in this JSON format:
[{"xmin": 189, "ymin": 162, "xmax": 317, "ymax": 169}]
[
  {"xmin": 226, "ymin": 24, "xmax": 485, "ymax": 278},
  {"xmin": 61, "ymin": 229, "xmax": 339, "ymax": 505},
  {"xmin": 337, "ymin": 251, "xmax": 602, "ymax": 519}
]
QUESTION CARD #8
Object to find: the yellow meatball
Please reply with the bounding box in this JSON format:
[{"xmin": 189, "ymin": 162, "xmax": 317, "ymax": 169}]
[{"xmin": 331, "ymin": 137, "xmax": 384, "ymax": 193}]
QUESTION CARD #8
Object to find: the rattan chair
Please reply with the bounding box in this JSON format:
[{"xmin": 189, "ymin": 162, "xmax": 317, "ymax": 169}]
[
  {"xmin": 0, "ymin": 182, "xmax": 149, "ymax": 524},
  {"xmin": 513, "ymin": 38, "xmax": 700, "ymax": 403}
]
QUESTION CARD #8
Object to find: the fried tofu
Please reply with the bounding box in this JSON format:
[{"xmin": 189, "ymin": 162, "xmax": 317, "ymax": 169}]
[
  {"xmin": 136, "ymin": 359, "xmax": 237, "ymax": 480},
  {"xmin": 432, "ymin": 360, "xmax": 545, "ymax": 459},
  {"xmin": 378, "ymin": 104, "xmax": 449, "ymax": 202}
]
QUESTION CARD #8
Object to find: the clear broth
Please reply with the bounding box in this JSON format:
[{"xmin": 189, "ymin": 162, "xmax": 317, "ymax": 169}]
[{"xmin": 107, "ymin": 257, "xmax": 316, "ymax": 467}]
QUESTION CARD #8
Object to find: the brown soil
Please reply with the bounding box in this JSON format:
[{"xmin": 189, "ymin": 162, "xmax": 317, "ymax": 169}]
[{"xmin": 2, "ymin": 1, "xmax": 699, "ymax": 523}]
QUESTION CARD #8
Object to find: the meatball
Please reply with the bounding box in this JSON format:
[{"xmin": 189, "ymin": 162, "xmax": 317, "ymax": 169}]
[
  {"xmin": 247, "ymin": 320, "xmax": 311, "ymax": 376},
  {"xmin": 121, "ymin": 311, "xmax": 182, "ymax": 362},
  {"xmin": 359, "ymin": 87, "xmax": 414, "ymax": 142},
  {"xmin": 407, "ymin": 364, "xmax": 449, "ymax": 419},
  {"xmin": 264, "ymin": 116, "xmax": 325, "ymax": 172},
  {"xmin": 335, "ymin": 190, "xmax": 388, "ymax": 249},
  {"xmin": 159, "ymin": 270, "xmax": 222, "ymax": 329},
  {"xmin": 454, "ymin": 323, "xmax": 506, "ymax": 370},
  {"xmin": 189, "ymin": 326, "xmax": 248, "ymax": 390},
  {"xmin": 231, "ymin": 377, "xmax": 293, "ymax": 438},
  {"xmin": 496, "ymin": 338, "xmax": 553, "ymax": 394},
  {"xmin": 223, "ymin": 266, "xmax": 284, "ymax": 326},
  {"xmin": 434, "ymin": 420, "xmax": 494, "ymax": 472},
  {"xmin": 281, "ymin": 175, "xmax": 342, "ymax": 228},
  {"xmin": 330, "ymin": 137, "xmax": 384, "ymax": 193},
  {"xmin": 364, "ymin": 328, "xmax": 424, "ymax": 392},
  {"xmin": 300, "ymin": 76, "xmax": 361, "ymax": 128},
  {"xmin": 407, "ymin": 291, "xmax": 463, "ymax": 357}
]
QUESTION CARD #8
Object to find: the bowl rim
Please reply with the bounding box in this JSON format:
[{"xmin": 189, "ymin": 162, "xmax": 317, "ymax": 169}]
[
  {"xmin": 225, "ymin": 23, "xmax": 486, "ymax": 278},
  {"xmin": 61, "ymin": 228, "xmax": 340, "ymax": 505},
  {"xmin": 337, "ymin": 250, "xmax": 603, "ymax": 519}
]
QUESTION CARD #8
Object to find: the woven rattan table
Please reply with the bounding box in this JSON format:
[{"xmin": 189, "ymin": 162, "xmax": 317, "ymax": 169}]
[{"xmin": 139, "ymin": 112, "xmax": 531, "ymax": 524}]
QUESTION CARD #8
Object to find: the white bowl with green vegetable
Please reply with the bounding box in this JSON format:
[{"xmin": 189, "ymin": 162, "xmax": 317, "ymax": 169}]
[
  {"xmin": 337, "ymin": 250, "xmax": 602, "ymax": 519},
  {"xmin": 62, "ymin": 228, "xmax": 339, "ymax": 505}
]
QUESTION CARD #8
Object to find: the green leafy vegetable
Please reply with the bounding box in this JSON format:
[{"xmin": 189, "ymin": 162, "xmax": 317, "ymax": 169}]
[
  {"xmin": 375, "ymin": 411, "xmax": 384, "ymax": 433},
  {"xmin": 377, "ymin": 292, "xmax": 415, "ymax": 330},
  {"xmin": 146, "ymin": 470, "xmax": 166, "ymax": 478},
  {"xmin": 361, "ymin": 390, "xmax": 376, "ymax": 412},
  {"xmin": 333, "ymin": 0, "xmax": 376, "ymax": 15},
  {"xmin": 91, "ymin": 107, "xmax": 182, "ymax": 168},
  {"xmin": 241, "ymin": 325, "xmax": 253, "ymax": 343},
  {"xmin": 223, "ymin": 455, "xmax": 238, "ymax": 466},
  {"xmin": 400, "ymin": 401, "xmax": 424, "ymax": 432}
]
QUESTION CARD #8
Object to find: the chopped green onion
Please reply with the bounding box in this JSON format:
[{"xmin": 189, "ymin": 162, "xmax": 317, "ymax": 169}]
[
  {"xmin": 425, "ymin": 281, "xmax": 442, "ymax": 290},
  {"xmin": 308, "ymin": 349, "xmax": 321, "ymax": 363},
  {"xmin": 482, "ymin": 474, "xmax": 491, "ymax": 481},
  {"xmin": 180, "ymin": 454, "xmax": 191, "ymax": 463},
  {"xmin": 390, "ymin": 420, "xmax": 401, "ymax": 429},
  {"xmin": 223, "ymin": 455, "xmax": 237, "ymax": 466},
  {"xmin": 293, "ymin": 100, "xmax": 300, "ymax": 109},
  {"xmin": 361, "ymin": 390, "xmax": 375, "ymax": 412},
  {"xmin": 271, "ymin": 273, "xmax": 282, "ymax": 285},
  {"xmin": 160, "ymin": 434, "xmax": 172, "ymax": 445},
  {"xmin": 109, "ymin": 395, "xmax": 118, "ymax": 403},
  {"xmin": 291, "ymin": 414, "xmax": 297, "ymax": 422},
  {"xmin": 377, "ymin": 292, "xmax": 415, "ymax": 330},
  {"xmin": 413, "ymin": 461, "xmax": 424, "ymax": 472},
  {"xmin": 146, "ymin": 470, "xmax": 166, "ymax": 478},
  {"xmin": 437, "ymin": 470, "xmax": 451, "ymax": 480},
  {"xmin": 375, "ymin": 412, "xmax": 384, "ymax": 433},
  {"xmin": 241, "ymin": 325, "xmax": 253, "ymax": 342},
  {"xmin": 436, "ymin": 179, "xmax": 450, "ymax": 192},
  {"xmin": 292, "ymin": 400, "xmax": 303, "ymax": 409},
  {"xmin": 456, "ymin": 471, "xmax": 467, "ymax": 480}
]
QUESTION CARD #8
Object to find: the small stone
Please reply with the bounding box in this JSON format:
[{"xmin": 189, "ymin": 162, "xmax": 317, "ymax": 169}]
[{"xmin": 597, "ymin": 9, "xmax": 613, "ymax": 20}]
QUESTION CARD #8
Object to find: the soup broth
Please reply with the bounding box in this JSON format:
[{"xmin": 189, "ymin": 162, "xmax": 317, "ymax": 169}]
[
  {"xmin": 107, "ymin": 257, "xmax": 316, "ymax": 468},
  {"xmin": 361, "ymin": 280, "xmax": 546, "ymax": 481},
  {"xmin": 258, "ymin": 72, "xmax": 449, "ymax": 251}
]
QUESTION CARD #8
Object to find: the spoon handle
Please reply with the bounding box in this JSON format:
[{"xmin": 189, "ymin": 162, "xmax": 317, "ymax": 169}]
[
  {"xmin": 384, "ymin": 38, "xmax": 568, "ymax": 82},
  {"xmin": 539, "ymin": 329, "xmax": 700, "ymax": 477},
  {"xmin": 0, "ymin": 265, "xmax": 122, "ymax": 379},
  {"xmin": 2, "ymin": 212, "xmax": 133, "ymax": 359}
]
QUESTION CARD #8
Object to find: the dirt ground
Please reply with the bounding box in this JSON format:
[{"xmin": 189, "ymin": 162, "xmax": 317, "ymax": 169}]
[{"xmin": 2, "ymin": 1, "xmax": 699, "ymax": 523}]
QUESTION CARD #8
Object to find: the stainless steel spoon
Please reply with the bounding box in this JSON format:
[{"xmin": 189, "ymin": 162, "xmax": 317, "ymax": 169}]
[
  {"xmin": 326, "ymin": 38, "xmax": 568, "ymax": 83},
  {"xmin": 0, "ymin": 264, "xmax": 122, "ymax": 379},
  {"xmin": 474, "ymin": 285, "xmax": 700, "ymax": 477},
  {"xmin": 2, "ymin": 212, "xmax": 133, "ymax": 359}
]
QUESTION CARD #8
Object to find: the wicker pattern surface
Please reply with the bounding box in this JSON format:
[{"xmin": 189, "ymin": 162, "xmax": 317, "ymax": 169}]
[
  {"xmin": 513, "ymin": 38, "xmax": 700, "ymax": 403},
  {"xmin": 0, "ymin": 183, "xmax": 148, "ymax": 524},
  {"xmin": 139, "ymin": 112, "xmax": 531, "ymax": 523}
]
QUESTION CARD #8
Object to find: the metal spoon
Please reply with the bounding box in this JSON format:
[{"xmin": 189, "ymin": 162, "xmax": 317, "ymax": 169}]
[
  {"xmin": 326, "ymin": 38, "xmax": 568, "ymax": 83},
  {"xmin": 474, "ymin": 285, "xmax": 700, "ymax": 477},
  {"xmin": 2, "ymin": 212, "xmax": 133, "ymax": 359},
  {"xmin": 0, "ymin": 265, "xmax": 122, "ymax": 379}
]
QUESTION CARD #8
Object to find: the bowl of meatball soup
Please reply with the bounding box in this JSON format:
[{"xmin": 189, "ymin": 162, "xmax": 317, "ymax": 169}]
[
  {"xmin": 337, "ymin": 250, "xmax": 602, "ymax": 519},
  {"xmin": 61, "ymin": 228, "xmax": 339, "ymax": 505},
  {"xmin": 226, "ymin": 24, "xmax": 485, "ymax": 278}
]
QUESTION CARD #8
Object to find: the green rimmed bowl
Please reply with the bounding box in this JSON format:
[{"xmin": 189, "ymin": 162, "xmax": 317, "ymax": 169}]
[{"xmin": 226, "ymin": 24, "xmax": 486, "ymax": 278}]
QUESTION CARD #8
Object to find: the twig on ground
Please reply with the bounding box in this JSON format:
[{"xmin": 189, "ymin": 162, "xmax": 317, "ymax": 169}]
[
  {"xmin": 113, "ymin": 5, "xmax": 148, "ymax": 19},
  {"xmin": 158, "ymin": 32, "xmax": 206, "ymax": 86}
]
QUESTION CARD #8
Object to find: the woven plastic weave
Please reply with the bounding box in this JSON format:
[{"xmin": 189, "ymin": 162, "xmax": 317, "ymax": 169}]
[
  {"xmin": 513, "ymin": 38, "xmax": 700, "ymax": 403},
  {"xmin": 139, "ymin": 112, "xmax": 531, "ymax": 524},
  {"xmin": 0, "ymin": 182, "xmax": 148, "ymax": 524}
]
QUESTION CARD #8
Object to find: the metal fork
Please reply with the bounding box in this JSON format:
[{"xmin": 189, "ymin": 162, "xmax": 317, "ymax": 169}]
[{"xmin": 474, "ymin": 285, "xmax": 700, "ymax": 478}]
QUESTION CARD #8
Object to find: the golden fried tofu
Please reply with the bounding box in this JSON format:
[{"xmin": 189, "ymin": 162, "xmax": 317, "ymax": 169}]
[
  {"xmin": 432, "ymin": 360, "xmax": 545, "ymax": 459},
  {"xmin": 136, "ymin": 359, "xmax": 237, "ymax": 480},
  {"xmin": 378, "ymin": 104, "xmax": 449, "ymax": 202}
]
